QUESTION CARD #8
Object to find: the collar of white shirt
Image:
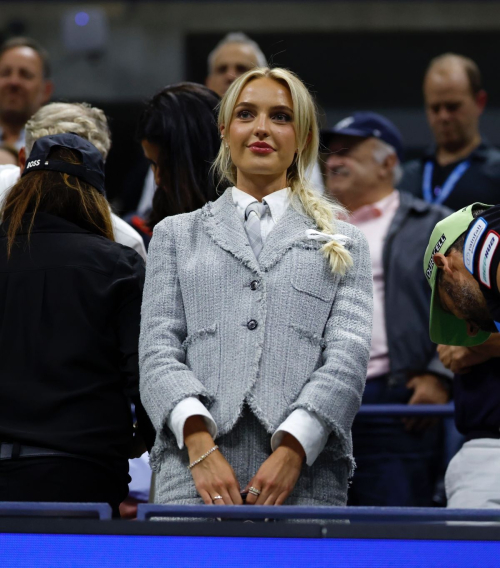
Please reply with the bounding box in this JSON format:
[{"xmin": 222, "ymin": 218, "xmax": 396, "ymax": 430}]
[{"xmin": 232, "ymin": 186, "xmax": 290, "ymax": 226}]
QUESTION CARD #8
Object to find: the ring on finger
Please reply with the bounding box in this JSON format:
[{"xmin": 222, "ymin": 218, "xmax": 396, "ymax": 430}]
[
  {"xmin": 248, "ymin": 486, "xmax": 261, "ymax": 496},
  {"xmin": 212, "ymin": 495, "xmax": 223, "ymax": 502}
]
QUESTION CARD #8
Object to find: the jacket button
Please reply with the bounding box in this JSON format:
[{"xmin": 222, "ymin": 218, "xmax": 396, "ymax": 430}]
[
  {"xmin": 250, "ymin": 280, "xmax": 259, "ymax": 291},
  {"xmin": 247, "ymin": 319, "xmax": 258, "ymax": 330}
]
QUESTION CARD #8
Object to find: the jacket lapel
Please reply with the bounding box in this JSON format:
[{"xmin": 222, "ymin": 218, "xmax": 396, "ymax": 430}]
[
  {"xmin": 201, "ymin": 189, "xmax": 262, "ymax": 274},
  {"xmin": 258, "ymin": 198, "xmax": 317, "ymax": 271},
  {"xmin": 382, "ymin": 191, "xmax": 428, "ymax": 273},
  {"xmin": 201, "ymin": 190, "xmax": 318, "ymax": 273}
]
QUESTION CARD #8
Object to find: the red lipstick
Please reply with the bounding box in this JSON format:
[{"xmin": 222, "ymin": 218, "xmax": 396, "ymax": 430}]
[{"xmin": 248, "ymin": 142, "xmax": 275, "ymax": 154}]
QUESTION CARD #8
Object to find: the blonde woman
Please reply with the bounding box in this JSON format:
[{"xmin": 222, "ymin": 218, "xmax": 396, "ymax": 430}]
[{"xmin": 140, "ymin": 68, "xmax": 373, "ymax": 507}]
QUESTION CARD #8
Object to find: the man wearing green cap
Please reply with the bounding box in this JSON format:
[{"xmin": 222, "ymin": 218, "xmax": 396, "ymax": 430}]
[
  {"xmin": 424, "ymin": 202, "xmax": 500, "ymax": 508},
  {"xmin": 424, "ymin": 203, "xmax": 500, "ymax": 344}
]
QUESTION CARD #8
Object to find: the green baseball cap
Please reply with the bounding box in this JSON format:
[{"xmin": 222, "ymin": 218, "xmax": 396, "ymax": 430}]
[{"xmin": 423, "ymin": 202, "xmax": 492, "ymax": 346}]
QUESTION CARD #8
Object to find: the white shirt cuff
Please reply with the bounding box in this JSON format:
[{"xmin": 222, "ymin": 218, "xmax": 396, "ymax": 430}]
[
  {"xmin": 271, "ymin": 408, "xmax": 329, "ymax": 466},
  {"xmin": 167, "ymin": 397, "xmax": 218, "ymax": 449}
]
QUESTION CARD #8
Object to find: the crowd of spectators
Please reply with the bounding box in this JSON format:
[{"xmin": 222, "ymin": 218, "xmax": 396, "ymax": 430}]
[{"xmin": 0, "ymin": 31, "xmax": 499, "ymax": 516}]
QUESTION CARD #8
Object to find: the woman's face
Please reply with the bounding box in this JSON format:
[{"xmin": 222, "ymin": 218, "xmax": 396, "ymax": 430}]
[
  {"xmin": 141, "ymin": 139, "xmax": 162, "ymax": 187},
  {"xmin": 223, "ymin": 77, "xmax": 297, "ymax": 186}
]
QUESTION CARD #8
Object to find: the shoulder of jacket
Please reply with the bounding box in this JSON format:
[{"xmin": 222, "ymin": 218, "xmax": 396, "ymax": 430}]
[
  {"xmin": 58, "ymin": 232, "xmax": 144, "ymax": 278},
  {"xmin": 86, "ymin": 232, "xmax": 140, "ymax": 260},
  {"xmin": 402, "ymin": 158, "xmax": 423, "ymax": 174},
  {"xmin": 115, "ymin": 240, "xmax": 145, "ymax": 266},
  {"xmin": 153, "ymin": 207, "xmax": 205, "ymax": 237},
  {"xmin": 335, "ymin": 219, "xmax": 370, "ymax": 251},
  {"xmin": 335, "ymin": 218, "xmax": 363, "ymax": 238},
  {"xmin": 399, "ymin": 191, "xmax": 452, "ymax": 219},
  {"xmin": 482, "ymin": 144, "xmax": 500, "ymax": 160}
]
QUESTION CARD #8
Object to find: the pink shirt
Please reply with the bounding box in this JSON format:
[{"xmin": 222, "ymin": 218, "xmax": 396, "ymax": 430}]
[{"xmin": 349, "ymin": 191, "xmax": 400, "ymax": 379}]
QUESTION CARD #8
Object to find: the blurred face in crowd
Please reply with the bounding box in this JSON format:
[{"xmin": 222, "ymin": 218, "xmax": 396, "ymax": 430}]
[
  {"xmin": 325, "ymin": 135, "xmax": 393, "ymax": 208},
  {"xmin": 141, "ymin": 139, "xmax": 162, "ymax": 187},
  {"xmin": 435, "ymin": 249, "xmax": 497, "ymax": 336},
  {"xmin": 222, "ymin": 77, "xmax": 297, "ymax": 189},
  {"xmin": 424, "ymin": 63, "xmax": 486, "ymax": 153},
  {"xmin": 0, "ymin": 46, "xmax": 52, "ymax": 127},
  {"xmin": 206, "ymin": 43, "xmax": 260, "ymax": 97}
]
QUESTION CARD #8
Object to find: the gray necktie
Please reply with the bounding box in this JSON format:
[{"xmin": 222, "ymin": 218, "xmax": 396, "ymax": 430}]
[{"xmin": 244, "ymin": 201, "xmax": 269, "ymax": 259}]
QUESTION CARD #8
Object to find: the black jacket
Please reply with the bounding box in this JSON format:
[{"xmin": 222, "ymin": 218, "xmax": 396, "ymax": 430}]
[
  {"xmin": 384, "ymin": 191, "xmax": 452, "ymax": 385},
  {"xmin": 0, "ymin": 213, "xmax": 152, "ymax": 479},
  {"xmin": 400, "ymin": 142, "xmax": 500, "ymax": 211},
  {"xmin": 455, "ymin": 205, "xmax": 500, "ymax": 439}
]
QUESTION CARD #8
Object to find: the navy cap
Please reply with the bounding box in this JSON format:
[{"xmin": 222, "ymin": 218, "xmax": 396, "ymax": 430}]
[
  {"xmin": 322, "ymin": 112, "xmax": 404, "ymax": 163},
  {"xmin": 22, "ymin": 133, "xmax": 106, "ymax": 196}
]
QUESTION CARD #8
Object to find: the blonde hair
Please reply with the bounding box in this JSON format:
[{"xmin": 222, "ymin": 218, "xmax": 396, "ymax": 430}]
[
  {"xmin": 214, "ymin": 67, "xmax": 352, "ymax": 275},
  {"xmin": 25, "ymin": 102, "xmax": 111, "ymax": 159}
]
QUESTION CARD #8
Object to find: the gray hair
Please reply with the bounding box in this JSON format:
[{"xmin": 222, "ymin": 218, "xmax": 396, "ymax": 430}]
[
  {"xmin": 207, "ymin": 32, "xmax": 267, "ymax": 74},
  {"xmin": 24, "ymin": 102, "xmax": 111, "ymax": 159},
  {"xmin": 373, "ymin": 139, "xmax": 403, "ymax": 187}
]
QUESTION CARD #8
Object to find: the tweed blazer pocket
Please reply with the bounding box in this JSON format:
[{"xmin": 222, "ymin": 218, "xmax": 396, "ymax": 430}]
[
  {"xmin": 281, "ymin": 324, "xmax": 325, "ymax": 404},
  {"xmin": 281, "ymin": 248, "xmax": 341, "ymax": 404},
  {"xmin": 289, "ymin": 247, "xmax": 338, "ymax": 302},
  {"xmin": 182, "ymin": 324, "xmax": 220, "ymax": 398}
]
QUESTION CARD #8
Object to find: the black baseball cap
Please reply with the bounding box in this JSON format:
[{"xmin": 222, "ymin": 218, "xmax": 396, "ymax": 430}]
[
  {"xmin": 321, "ymin": 111, "xmax": 404, "ymax": 163},
  {"xmin": 21, "ymin": 133, "xmax": 106, "ymax": 196}
]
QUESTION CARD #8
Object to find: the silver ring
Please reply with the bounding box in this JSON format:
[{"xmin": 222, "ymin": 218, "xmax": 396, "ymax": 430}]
[
  {"xmin": 249, "ymin": 486, "xmax": 261, "ymax": 496},
  {"xmin": 212, "ymin": 495, "xmax": 223, "ymax": 501}
]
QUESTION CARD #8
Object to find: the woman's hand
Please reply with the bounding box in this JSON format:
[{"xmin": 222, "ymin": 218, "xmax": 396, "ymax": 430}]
[
  {"xmin": 245, "ymin": 433, "xmax": 305, "ymax": 505},
  {"xmin": 184, "ymin": 416, "xmax": 242, "ymax": 505}
]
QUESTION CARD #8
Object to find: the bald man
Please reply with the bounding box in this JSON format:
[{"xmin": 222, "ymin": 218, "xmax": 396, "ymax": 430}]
[
  {"xmin": 205, "ymin": 32, "xmax": 266, "ymax": 97},
  {"xmin": 400, "ymin": 53, "xmax": 500, "ymax": 211}
]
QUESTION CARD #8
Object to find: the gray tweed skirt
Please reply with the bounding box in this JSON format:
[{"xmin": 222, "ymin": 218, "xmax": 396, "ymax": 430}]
[{"xmin": 154, "ymin": 405, "xmax": 349, "ymax": 506}]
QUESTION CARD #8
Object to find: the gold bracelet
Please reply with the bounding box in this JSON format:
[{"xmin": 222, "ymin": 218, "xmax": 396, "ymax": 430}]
[{"xmin": 188, "ymin": 445, "xmax": 219, "ymax": 470}]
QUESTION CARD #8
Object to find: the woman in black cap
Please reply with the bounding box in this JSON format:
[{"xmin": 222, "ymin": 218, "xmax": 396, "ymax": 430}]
[{"xmin": 0, "ymin": 133, "xmax": 152, "ymax": 517}]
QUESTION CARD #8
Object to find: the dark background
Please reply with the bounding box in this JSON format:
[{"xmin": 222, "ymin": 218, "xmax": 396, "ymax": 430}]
[
  {"xmin": 186, "ymin": 31, "xmax": 500, "ymax": 109},
  {"xmin": 101, "ymin": 30, "xmax": 500, "ymax": 210}
]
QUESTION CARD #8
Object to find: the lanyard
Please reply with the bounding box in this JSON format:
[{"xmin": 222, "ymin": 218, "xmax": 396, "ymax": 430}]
[{"xmin": 422, "ymin": 160, "xmax": 471, "ymax": 205}]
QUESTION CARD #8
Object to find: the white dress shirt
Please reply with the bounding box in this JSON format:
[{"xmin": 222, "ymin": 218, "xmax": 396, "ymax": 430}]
[{"xmin": 168, "ymin": 186, "xmax": 329, "ymax": 466}]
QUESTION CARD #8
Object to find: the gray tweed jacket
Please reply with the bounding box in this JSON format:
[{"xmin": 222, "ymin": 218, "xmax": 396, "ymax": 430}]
[{"xmin": 139, "ymin": 189, "xmax": 373, "ymax": 471}]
